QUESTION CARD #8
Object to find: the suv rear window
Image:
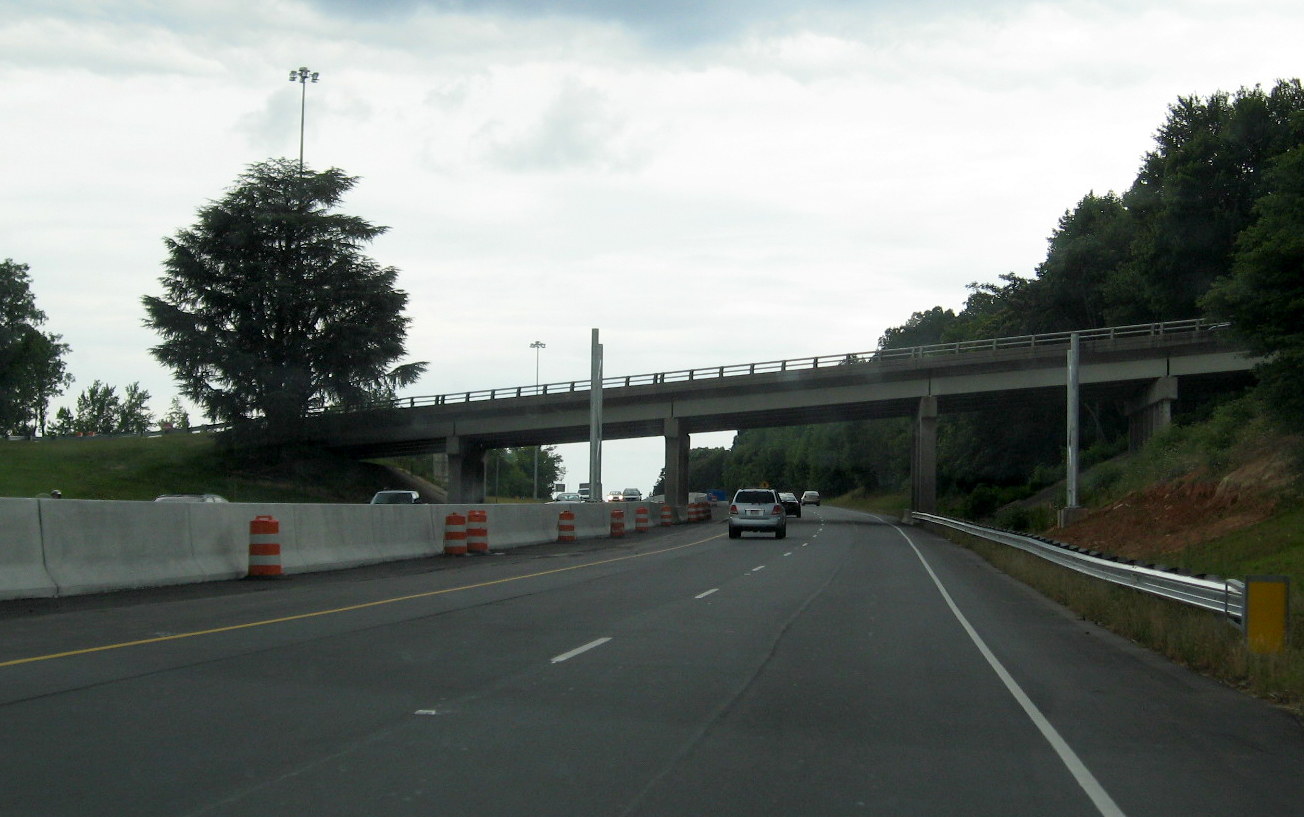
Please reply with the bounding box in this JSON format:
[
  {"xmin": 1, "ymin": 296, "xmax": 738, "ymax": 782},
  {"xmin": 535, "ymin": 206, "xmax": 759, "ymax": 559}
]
[{"xmin": 734, "ymin": 490, "xmax": 776, "ymax": 504}]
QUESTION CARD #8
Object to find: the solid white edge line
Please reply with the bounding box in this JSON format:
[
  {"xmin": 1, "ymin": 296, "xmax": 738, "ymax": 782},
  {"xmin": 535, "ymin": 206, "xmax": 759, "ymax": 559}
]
[
  {"xmin": 550, "ymin": 637, "xmax": 612, "ymax": 664},
  {"xmin": 695, "ymin": 588, "xmax": 719, "ymax": 599},
  {"xmin": 890, "ymin": 525, "xmax": 1128, "ymax": 817}
]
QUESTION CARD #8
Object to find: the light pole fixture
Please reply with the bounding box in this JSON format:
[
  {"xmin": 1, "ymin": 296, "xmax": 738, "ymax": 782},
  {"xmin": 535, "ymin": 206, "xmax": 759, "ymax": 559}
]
[
  {"xmin": 288, "ymin": 66, "xmax": 319, "ymax": 173},
  {"xmin": 530, "ymin": 340, "xmax": 546, "ymax": 499}
]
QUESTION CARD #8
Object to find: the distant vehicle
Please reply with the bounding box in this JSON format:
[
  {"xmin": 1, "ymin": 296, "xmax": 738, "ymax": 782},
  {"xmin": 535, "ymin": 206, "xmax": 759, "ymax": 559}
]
[
  {"xmin": 606, "ymin": 490, "xmax": 624, "ymax": 502},
  {"xmin": 369, "ymin": 490, "xmax": 421, "ymax": 504},
  {"xmin": 801, "ymin": 490, "xmax": 821, "ymax": 506},
  {"xmin": 550, "ymin": 492, "xmax": 585, "ymax": 503},
  {"xmin": 621, "ymin": 488, "xmax": 643, "ymax": 502},
  {"xmin": 154, "ymin": 493, "xmax": 228, "ymax": 503},
  {"xmin": 728, "ymin": 488, "xmax": 787, "ymax": 539},
  {"xmin": 778, "ymin": 492, "xmax": 802, "ymax": 517}
]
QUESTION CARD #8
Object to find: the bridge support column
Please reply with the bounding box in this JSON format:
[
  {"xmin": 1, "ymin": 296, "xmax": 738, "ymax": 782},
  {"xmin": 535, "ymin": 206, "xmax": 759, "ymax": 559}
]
[
  {"xmin": 911, "ymin": 396, "xmax": 938, "ymax": 514},
  {"xmin": 1126, "ymin": 376, "xmax": 1178, "ymax": 452},
  {"xmin": 663, "ymin": 418, "xmax": 690, "ymax": 507},
  {"xmin": 447, "ymin": 436, "xmax": 487, "ymax": 504}
]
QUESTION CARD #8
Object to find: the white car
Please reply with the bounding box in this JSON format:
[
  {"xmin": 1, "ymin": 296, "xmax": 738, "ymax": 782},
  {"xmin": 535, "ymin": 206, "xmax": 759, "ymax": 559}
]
[
  {"xmin": 728, "ymin": 488, "xmax": 787, "ymax": 539},
  {"xmin": 801, "ymin": 491, "xmax": 821, "ymax": 506},
  {"xmin": 606, "ymin": 490, "xmax": 624, "ymax": 502},
  {"xmin": 154, "ymin": 493, "xmax": 228, "ymax": 503},
  {"xmin": 369, "ymin": 490, "xmax": 421, "ymax": 504},
  {"xmin": 550, "ymin": 492, "xmax": 585, "ymax": 503}
]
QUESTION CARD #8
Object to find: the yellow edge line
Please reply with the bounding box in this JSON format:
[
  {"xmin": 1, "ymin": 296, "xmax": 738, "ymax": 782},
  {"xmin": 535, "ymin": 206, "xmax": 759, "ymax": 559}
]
[{"xmin": 2, "ymin": 533, "xmax": 722, "ymax": 669}]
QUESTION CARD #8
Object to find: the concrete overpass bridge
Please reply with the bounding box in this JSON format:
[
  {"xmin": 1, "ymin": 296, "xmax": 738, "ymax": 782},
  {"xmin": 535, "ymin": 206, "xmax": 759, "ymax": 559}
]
[{"xmin": 303, "ymin": 319, "xmax": 1256, "ymax": 511}]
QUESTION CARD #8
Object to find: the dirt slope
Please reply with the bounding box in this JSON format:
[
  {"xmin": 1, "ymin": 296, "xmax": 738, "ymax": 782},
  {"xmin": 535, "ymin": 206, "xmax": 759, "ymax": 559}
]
[{"xmin": 1049, "ymin": 449, "xmax": 1295, "ymax": 559}]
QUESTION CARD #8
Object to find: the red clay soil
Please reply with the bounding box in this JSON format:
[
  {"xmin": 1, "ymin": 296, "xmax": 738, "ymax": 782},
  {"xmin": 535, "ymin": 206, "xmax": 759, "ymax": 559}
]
[{"xmin": 1049, "ymin": 454, "xmax": 1292, "ymax": 561}]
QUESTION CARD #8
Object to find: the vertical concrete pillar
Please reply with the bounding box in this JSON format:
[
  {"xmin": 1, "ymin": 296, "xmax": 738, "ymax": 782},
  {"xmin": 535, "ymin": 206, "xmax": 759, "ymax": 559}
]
[
  {"xmin": 1126, "ymin": 376, "xmax": 1178, "ymax": 452},
  {"xmin": 663, "ymin": 418, "xmax": 690, "ymax": 507},
  {"xmin": 911, "ymin": 396, "xmax": 938, "ymax": 514},
  {"xmin": 446, "ymin": 436, "xmax": 487, "ymax": 504}
]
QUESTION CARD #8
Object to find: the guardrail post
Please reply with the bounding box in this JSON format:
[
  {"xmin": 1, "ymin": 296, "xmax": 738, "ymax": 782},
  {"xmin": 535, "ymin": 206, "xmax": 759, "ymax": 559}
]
[{"xmin": 1244, "ymin": 576, "xmax": 1290, "ymax": 654}]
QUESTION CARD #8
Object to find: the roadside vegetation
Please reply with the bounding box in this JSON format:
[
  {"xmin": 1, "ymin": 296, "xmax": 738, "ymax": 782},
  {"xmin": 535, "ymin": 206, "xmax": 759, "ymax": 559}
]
[
  {"xmin": 0, "ymin": 433, "xmax": 396, "ymax": 503},
  {"xmin": 954, "ymin": 530, "xmax": 1304, "ymax": 714},
  {"xmin": 830, "ymin": 394, "xmax": 1304, "ymax": 713}
]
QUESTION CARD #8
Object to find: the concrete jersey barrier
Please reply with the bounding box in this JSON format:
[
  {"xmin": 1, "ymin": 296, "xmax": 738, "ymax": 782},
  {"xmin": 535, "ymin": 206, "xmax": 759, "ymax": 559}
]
[
  {"xmin": 0, "ymin": 499, "xmax": 57, "ymax": 599},
  {"xmin": 0, "ymin": 498, "xmax": 688, "ymax": 601}
]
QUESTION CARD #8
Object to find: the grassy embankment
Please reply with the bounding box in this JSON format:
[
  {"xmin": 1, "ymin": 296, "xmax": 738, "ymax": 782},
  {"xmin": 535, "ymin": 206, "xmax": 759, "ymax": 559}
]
[
  {"xmin": 831, "ymin": 398, "xmax": 1304, "ymax": 712},
  {"xmin": 0, "ymin": 433, "xmax": 397, "ymax": 503}
]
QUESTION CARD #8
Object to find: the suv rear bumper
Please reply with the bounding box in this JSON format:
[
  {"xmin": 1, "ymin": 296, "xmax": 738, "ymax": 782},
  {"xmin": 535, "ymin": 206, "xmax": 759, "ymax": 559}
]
[{"xmin": 728, "ymin": 516, "xmax": 785, "ymax": 532}]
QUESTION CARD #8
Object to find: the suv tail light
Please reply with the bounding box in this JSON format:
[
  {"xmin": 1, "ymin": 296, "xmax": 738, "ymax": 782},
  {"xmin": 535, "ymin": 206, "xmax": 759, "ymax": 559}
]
[
  {"xmin": 772, "ymin": 504, "xmax": 784, "ymax": 516},
  {"xmin": 729, "ymin": 504, "xmax": 739, "ymax": 515}
]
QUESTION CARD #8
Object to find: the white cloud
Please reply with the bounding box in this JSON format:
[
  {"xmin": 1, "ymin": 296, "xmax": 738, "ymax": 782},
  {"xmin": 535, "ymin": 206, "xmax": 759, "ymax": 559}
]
[{"xmin": 5, "ymin": 0, "xmax": 1304, "ymax": 490}]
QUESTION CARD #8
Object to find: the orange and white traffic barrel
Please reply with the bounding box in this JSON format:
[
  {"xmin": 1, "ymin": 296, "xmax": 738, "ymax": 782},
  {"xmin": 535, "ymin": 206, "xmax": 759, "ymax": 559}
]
[
  {"xmin": 248, "ymin": 515, "xmax": 282, "ymax": 578},
  {"xmin": 634, "ymin": 506, "xmax": 649, "ymax": 533},
  {"xmin": 558, "ymin": 510, "xmax": 577, "ymax": 543},
  {"xmin": 610, "ymin": 508, "xmax": 625, "ymax": 538},
  {"xmin": 467, "ymin": 509, "xmax": 489, "ymax": 554},
  {"xmin": 660, "ymin": 505, "xmax": 673, "ymax": 526},
  {"xmin": 444, "ymin": 512, "xmax": 468, "ymax": 556}
]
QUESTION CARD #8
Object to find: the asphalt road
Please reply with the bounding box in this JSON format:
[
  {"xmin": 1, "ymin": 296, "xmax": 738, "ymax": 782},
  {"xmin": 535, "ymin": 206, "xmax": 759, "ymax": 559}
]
[{"xmin": 2, "ymin": 506, "xmax": 1302, "ymax": 816}]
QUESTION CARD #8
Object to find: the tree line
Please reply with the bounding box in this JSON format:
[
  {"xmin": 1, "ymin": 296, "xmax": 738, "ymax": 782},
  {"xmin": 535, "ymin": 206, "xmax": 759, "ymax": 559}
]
[
  {"xmin": 682, "ymin": 80, "xmax": 1304, "ymax": 503},
  {"xmin": 2, "ymin": 159, "xmax": 426, "ymax": 446}
]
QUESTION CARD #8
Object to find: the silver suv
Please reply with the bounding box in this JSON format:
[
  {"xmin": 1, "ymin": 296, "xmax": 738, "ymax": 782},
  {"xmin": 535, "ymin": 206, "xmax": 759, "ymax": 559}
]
[{"xmin": 728, "ymin": 488, "xmax": 787, "ymax": 539}]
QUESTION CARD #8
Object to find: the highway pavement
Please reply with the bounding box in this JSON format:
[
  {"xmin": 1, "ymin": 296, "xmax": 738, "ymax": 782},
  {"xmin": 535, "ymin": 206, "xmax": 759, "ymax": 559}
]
[{"xmin": 2, "ymin": 505, "xmax": 1303, "ymax": 816}]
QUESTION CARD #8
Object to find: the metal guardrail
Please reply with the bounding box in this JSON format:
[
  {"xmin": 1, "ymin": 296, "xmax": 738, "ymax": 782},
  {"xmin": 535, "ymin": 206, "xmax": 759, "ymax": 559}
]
[
  {"xmin": 911, "ymin": 512, "xmax": 1245, "ymax": 622},
  {"xmin": 364, "ymin": 318, "xmax": 1225, "ymax": 411}
]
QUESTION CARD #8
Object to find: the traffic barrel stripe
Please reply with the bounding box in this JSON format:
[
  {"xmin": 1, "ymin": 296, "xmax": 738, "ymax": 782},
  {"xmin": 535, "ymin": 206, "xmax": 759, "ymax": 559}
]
[
  {"xmin": 444, "ymin": 512, "xmax": 468, "ymax": 556},
  {"xmin": 247, "ymin": 515, "xmax": 282, "ymax": 578},
  {"xmin": 558, "ymin": 510, "xmax": 577, "ymax": 543},
  {"xmin": 467, "ymin": 509, "xmax": 489, "ymax": 554}
]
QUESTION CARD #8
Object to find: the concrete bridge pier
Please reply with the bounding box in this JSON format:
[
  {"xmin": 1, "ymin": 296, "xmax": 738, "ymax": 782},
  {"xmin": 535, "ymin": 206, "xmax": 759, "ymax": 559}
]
[
  {"xmin": 663, "ymin": 418, "xmax": 690, "ymax": 506},
  {"xmin": 911, "ymin": 396, "xmax": 938, "ymax": 514},
  {"xmin": 1126, "ymin": 376, "xmax": 1178, "ymax": 452},
  {"xmin": 447, "ymin": 436, "xmax": 487, "ymax": 504}
]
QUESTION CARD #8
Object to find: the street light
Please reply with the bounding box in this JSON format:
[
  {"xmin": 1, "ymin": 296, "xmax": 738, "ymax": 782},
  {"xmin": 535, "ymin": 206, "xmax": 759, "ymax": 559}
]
[
  {"xmin": 288, "ymin": 66, "xmax": 319, "ymax": 173},
  {"xmin": 531, "ymin": 340, "xmax": 546, "ymax": 499}
]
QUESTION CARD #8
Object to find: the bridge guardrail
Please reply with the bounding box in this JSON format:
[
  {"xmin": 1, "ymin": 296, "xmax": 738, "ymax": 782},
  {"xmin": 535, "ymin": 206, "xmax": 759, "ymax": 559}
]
[
  {"xmin": 15, "ymin": 319, "xmax": 1228, "ymax": 439},
  {"xmin": 911, "ymin": 512, "xmax": 1245, "ymax": 622},
  {"xmin": 361, "ymin": 318, "xmax": 1227, "ymax": 411}
]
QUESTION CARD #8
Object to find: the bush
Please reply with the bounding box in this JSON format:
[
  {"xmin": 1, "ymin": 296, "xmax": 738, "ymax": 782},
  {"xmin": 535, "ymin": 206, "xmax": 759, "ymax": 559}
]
[{"xmin": 994, "ymin": 504, "xmax": 1054, "ymax": 532}]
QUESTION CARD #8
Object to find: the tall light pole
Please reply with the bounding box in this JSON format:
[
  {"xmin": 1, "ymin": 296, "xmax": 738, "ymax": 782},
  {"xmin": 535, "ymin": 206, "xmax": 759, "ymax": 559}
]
[
  {"xmin": 530, "ymin": 340, "xmax": 546, "ymax": 499},
  {"xmin": 288, "ymin": 66, "xmax": 319, "ymax": 173}
]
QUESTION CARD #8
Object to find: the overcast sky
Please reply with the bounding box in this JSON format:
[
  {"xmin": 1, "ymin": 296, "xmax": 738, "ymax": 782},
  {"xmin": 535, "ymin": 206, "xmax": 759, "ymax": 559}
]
[{"xmin": 4, "ymin": 0, "xmax": 1303, "ymax": 495}]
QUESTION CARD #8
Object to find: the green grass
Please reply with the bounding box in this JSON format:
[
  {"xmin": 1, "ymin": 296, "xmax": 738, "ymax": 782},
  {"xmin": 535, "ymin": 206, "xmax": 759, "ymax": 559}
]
[
  {"xmin": 0, "ymin": 433, "xmax": 398, "ymax": 503},
  {"xmin": 828, "ymin": 488, "xmax": 909, "ymax": 517},
  {"xmin": 942, "ymin": 527, "xmax": 1304, "ymax": 713}
]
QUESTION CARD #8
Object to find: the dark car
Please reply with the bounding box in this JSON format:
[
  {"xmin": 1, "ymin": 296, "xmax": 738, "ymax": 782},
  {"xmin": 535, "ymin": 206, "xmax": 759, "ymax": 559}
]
[{"xmin": 778, "ymin": 492, "xmax": 802, "ymax": 517}]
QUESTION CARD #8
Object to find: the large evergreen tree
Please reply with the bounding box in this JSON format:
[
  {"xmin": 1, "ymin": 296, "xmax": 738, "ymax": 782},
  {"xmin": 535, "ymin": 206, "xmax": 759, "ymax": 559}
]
[
  {"xmin": 143, "ymin": 160, "xmax": 427, "ymax": 440},
  {"xmin": 0, "ymin": 259, "xmax": 72, "ymax": 435}
]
